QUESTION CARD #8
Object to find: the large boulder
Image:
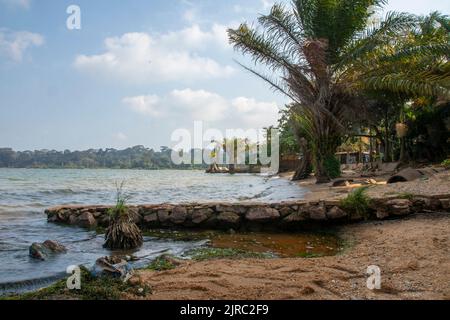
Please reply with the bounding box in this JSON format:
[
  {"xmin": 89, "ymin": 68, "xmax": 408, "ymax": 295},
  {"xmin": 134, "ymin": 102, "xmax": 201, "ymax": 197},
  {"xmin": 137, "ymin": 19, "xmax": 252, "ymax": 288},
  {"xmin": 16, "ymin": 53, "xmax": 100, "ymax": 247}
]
[
  {"xmin": 216, "ymin": 212, "xmax": 241, "ymax": 229},
  {"xmin": 170, "ymin": 206, "xmax": 188, "ymax": 225},
  {"xmin": 29, "ymin": 240, "xmax": 67, "ymax": 260},
  {"xmin": 326, "ymin": 206, "xmax": 348, "ymax": 220},
  {"xmin": 304, "ymin": 204, "xmax": 327, "ymax": 221},
  {"xmin": 245, "ymin": 207, "xmax": 280, "ymax": 223},
  {"xmin": 77, "ymin": 211, "xmax": 97, "ymax": 228},
  {"xmin": 282, "ymin": 211, "xmax": 307, "ymax": 227},
  {"xmin": 157, "ymin": 209, "xmax": 171, "ymax": 226},
  {"xmin": 143, "ymin": 213, "xmax": 159, "ymax": 228},
  {"xmin": 191, "ymin": 208, "xmax": 213, "ymax": 225}
]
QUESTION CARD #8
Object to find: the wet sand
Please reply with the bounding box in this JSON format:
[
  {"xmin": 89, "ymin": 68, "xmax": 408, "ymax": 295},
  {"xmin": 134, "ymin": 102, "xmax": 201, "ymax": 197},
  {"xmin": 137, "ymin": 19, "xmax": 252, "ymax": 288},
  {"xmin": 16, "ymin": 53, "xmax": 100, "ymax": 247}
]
[{"xmin": 136, "ymin": 212, "xmax": 450, "ymax": 300}]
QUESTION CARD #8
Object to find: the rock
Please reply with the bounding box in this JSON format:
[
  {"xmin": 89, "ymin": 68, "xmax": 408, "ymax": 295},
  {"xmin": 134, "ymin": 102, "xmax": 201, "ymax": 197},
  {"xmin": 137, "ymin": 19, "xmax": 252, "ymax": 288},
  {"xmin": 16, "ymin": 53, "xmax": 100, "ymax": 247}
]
[
  {"xmin": 215, "ymin": 204, "xmax": 247, "ymax": 215},
  {"xmin": 216, "ymin": 212, "xmax": 241, "ymax": 229},
  {"xmin": 440, "ymin": 199, "xmax": 450, "ymax": 210},
  {"xmin": 246, "ymin": 207, "xmax": 280, "ymax": 222},
  {"xmin": 305, "ymin": 204, "xmax": 327, "ymax": 221},
  {"xmin": 279, "ymin": 206, "xmax": 293, "ymax": 217},
  {"xmin": 43, "ymin": 240, "xmax": 67, "ymax": 252},
  {"xmin": 170, "ymin": 206, "xmax": 187, "ymax": 224},
  {"xmin": 376, "ymin": 209, "xmax": 390, "ymax": 220},
  {"xmin": 143, "ymin": 213, "xmax": 159, "ymax": 227},
  {"xmin": 424, "ymin": 198, "xmax": 442, "ymax": 211},
  {"xmin": 157, "ymin": 210, "xmax": 171, "ymax": 226},
  {"xmin": 387, "ymin": 199, "xmax": 412, "ymax": 216},
  {"xmin": 98, "ymin": 215, "xmax": 111, "ymax": 227},
  {"xmin": 68, "ymin": 214, "xmax": 79, "ymax": 226},
  {"xmin": 29, "ymin": 240, "xmax": 67, "ymax": 260},
  {"xmin": 191, "ymin": 208, "xmax": 213, "ymax": 225},
  {"xmin": 282, "ymin": 211, "xmax": 307, "ymax": 224},
  {"xmin": 326, "ymin": 206, "xmax": 348, "ymax": 220},
  {"xmin": 78, "ymin": 211, "xmax": 97, "ymax": 228}
]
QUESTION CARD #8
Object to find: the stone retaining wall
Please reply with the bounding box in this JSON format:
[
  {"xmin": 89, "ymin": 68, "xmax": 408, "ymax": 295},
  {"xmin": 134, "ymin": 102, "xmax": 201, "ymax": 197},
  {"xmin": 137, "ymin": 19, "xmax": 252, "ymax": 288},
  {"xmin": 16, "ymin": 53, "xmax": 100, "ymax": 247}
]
[{"xmin": 46, "ymin": 195, "xmax": 450, "ymax": 231}]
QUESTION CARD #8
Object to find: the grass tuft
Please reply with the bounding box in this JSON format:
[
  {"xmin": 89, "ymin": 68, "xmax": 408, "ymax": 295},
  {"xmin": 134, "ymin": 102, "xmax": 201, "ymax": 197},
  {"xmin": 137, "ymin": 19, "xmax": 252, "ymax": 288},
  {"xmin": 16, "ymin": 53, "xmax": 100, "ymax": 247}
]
[{"xmin": 340, "ymin": 187, "xmax": 372, "ymax": 219}]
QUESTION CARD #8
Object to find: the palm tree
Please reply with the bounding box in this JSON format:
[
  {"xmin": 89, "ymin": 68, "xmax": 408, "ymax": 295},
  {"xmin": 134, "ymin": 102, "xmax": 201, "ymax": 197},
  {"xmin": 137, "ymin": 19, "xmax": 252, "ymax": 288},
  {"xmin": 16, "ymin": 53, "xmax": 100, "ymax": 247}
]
[{"xmin": 228, "ymin": 1, "xmax": 447, "ymax": 182}]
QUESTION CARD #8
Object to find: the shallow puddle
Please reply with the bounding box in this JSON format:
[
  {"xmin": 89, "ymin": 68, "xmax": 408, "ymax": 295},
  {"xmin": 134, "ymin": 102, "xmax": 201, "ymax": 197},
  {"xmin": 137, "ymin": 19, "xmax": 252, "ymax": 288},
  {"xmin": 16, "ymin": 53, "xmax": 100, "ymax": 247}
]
[{"xmin": 208, "ymin": 232, "xmax": 341, "ymax": 258}]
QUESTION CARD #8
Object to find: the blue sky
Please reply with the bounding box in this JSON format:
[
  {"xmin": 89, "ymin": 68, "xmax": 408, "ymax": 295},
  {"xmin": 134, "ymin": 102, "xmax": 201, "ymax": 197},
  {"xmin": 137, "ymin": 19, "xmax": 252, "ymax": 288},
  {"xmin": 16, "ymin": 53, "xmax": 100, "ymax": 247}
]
[{"xmin": 0, "ymin": 0, "xmax": 449, "ymax": 151}]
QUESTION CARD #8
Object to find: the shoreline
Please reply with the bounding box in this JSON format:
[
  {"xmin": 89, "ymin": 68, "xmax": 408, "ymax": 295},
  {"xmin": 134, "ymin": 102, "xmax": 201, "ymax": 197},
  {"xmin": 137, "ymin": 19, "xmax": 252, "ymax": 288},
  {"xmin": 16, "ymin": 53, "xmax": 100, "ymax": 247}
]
[
  {"xmin": 5, "ymin": 170, "xmax": 450, "ymax": 300},
  {"xmin": 134, "ymin": 211, "xmax": 450, "ymax": 300}
]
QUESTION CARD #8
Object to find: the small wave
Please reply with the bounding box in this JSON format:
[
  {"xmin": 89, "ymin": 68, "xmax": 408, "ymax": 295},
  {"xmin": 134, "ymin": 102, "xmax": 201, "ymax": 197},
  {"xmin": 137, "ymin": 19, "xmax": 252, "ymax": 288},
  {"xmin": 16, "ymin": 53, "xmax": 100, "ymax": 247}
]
[
  {"xmin": 0, "ymin": 272, "xmax": 66, "ymax": 296},
  {"xmin": 39, "ymin": 188, "xmax": 79, "ymax": 196}
]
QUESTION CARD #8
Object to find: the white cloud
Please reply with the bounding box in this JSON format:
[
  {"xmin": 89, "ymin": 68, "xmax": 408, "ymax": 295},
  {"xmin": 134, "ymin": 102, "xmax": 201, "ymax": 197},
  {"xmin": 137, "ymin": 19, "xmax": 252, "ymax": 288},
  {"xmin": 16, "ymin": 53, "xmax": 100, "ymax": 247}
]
[
  {"xmin": 160, "ymin": 24, "xmax": 229, "ymax": 51},
  {"xmin": 122, "ymin": 94, "xmax": 162, "ymax": 117},
  {"xmin": 0, "ymin": 0, "xmax": 31, "ymax": 9},
  {"xmin": 123, "ymin": 89, "xmax": 280, "ymax": 128},
  {"xmin": 74, "ymin": 25, "xmax": 234, "ymax": 83},
  {"xmin": 171, "ymin": 89, "xmax": 229, "ymax": 121},
  {"xmin": 0, "ymin": 29, "xmax": 44, "ymax": 62},
  {"xmin": 231, "ymin": 97, "xmax": 280, "ymax": 127}
]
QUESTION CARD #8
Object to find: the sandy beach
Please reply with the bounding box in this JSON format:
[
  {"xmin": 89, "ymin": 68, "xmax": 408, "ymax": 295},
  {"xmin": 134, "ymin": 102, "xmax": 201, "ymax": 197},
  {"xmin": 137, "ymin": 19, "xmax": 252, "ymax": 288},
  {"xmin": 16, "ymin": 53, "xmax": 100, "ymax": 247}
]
[{"xmin": 135, "ymin": 211, "xmax": 450, "ymax": 300}]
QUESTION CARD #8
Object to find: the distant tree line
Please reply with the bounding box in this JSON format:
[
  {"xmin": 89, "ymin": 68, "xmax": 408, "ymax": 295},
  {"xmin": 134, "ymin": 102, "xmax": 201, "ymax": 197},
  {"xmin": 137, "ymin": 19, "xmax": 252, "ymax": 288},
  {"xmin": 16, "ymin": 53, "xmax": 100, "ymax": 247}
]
[{"xmin": 0, "ymin": 146, "xmax": 207, "ymax": 170}]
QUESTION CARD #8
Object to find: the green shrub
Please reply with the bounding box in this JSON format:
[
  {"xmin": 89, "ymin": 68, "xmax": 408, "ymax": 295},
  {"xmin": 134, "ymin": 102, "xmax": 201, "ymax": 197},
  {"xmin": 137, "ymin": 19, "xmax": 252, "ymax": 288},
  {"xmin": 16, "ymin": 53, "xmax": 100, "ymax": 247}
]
[
  {"xmin": 340, "ymin": 187, "xmax": 371, "ymax": 219},
  {"xmin": 147, "ymin": 255, "xmax": 177, "ymax": 271},
  {"xmin": 442, "ymin": 159, "xmax": 450, "ymax": 169},
  {"xmin": 324, "ymin": 156, "xmax": 341, "ymax": 179}
]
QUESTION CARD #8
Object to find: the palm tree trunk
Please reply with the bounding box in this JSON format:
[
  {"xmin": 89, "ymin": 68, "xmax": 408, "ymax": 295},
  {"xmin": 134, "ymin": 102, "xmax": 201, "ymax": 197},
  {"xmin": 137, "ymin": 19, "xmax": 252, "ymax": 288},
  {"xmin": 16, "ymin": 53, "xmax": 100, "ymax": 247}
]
[
  {"xmin": 313, "ymin": 134, "xmax": 341, "ymax": 184},
  {"xmin": 292, "ymin": 148, "xmax": 312, "ymax": 181}
]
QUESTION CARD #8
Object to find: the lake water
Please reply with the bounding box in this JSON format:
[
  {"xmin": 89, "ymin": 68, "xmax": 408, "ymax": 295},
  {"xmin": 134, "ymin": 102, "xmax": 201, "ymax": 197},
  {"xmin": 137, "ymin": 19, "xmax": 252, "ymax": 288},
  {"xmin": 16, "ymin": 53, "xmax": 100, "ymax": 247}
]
[{"xmin": 0, "ymin": 169, "xmax": 307, "ymax": 294}]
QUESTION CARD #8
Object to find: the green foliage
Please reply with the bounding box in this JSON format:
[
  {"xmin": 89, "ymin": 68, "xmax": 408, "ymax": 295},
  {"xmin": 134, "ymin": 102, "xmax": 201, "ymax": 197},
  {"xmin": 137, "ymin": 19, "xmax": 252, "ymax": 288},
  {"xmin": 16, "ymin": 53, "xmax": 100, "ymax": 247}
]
[
  {"xmin": 107, "ymin": 181, "xmax": 131, "ymax": 220},
  {"xmin": 323, "ymin": 156, "xmax": 341, "ymax": 179},
  {"xmin": 187, "ymin": 247, "xmax": 271, "ymax": 261},
  {"xmin": 396, "ymin": 192, "xmax": 415, "ymax": 200},
  {"xmin": 340, "ymin": 187, "xmax": 372, "ymax": 219},
  {"xmin": 296, "ymin": 252, "xmax": 325, "ymax": 259},
  {"xmin": 442, "ymin": 159, "xmax": 450, "ymax": 169},
  {"xmin": 0, "ymin": 146, "xmax": 207, "ymax": 169},
  {"xmin": 147, "ymin": 255, "xmax": 177, "ymax": 271}
]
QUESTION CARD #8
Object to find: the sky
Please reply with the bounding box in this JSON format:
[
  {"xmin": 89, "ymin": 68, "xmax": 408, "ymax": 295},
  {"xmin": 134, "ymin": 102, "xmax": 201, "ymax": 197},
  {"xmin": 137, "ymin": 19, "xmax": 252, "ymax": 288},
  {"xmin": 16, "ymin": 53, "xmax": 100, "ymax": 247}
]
[{"xmin": 0, "ymin": 0, "xmax": 449, "ymax": 151}]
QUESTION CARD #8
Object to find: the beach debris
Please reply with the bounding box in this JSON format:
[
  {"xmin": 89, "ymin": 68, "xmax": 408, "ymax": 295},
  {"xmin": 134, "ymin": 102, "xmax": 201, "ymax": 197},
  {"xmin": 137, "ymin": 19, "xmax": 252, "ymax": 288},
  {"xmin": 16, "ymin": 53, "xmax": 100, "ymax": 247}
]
[
  {"xmin": 29, "ymin": 240, "xmax": 67, "ymax": 260},
  {"xmin": 332, "ymin": 179, "xmax": 354, "ymax": 187},
  {"xmin": 92, "ymin": 256, "xmax": 134, "ymax": 282},
  {"xmin": 387, "ymin": 167, "xmax": 438, "ymax": 184}
]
